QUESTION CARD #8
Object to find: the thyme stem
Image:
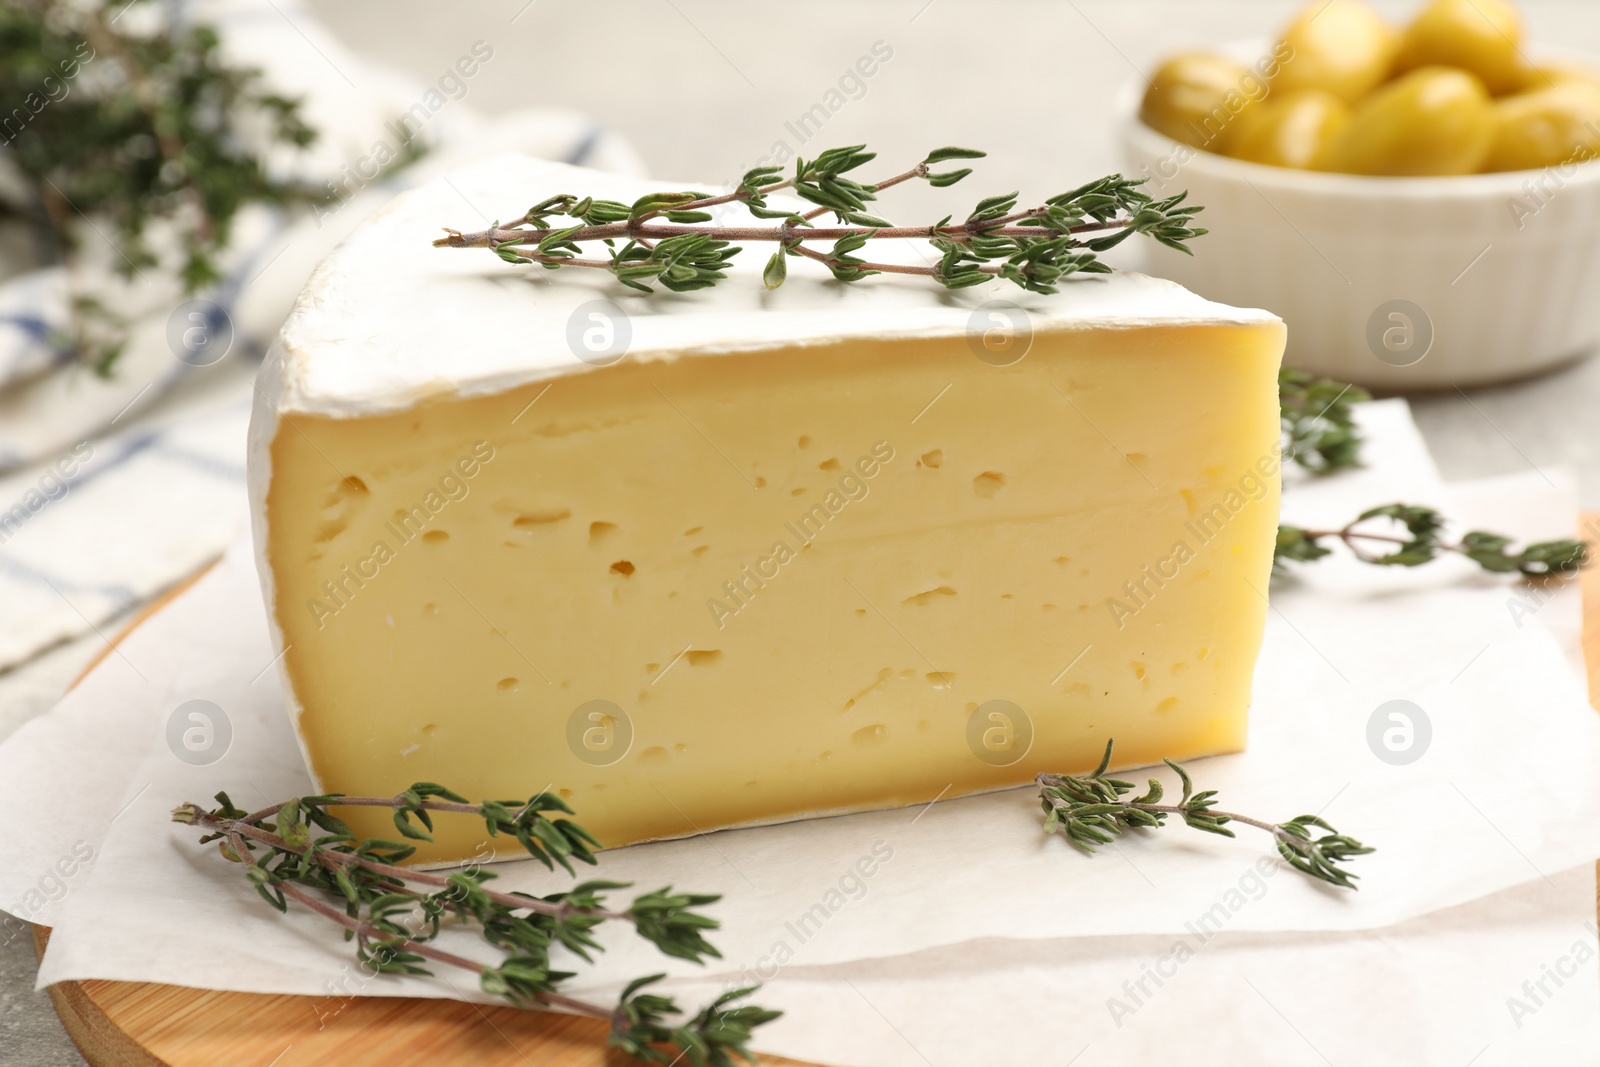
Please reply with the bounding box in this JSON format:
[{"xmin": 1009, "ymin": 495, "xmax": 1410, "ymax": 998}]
[
  {"xmin": 1276, "ymin": 504, "xmax": 1590, "ymax": 576},
  {"xmin": 1036, "ymin": 786, "xmax": 1316, "ymax": 859},
  {"xmin": 201, "ymin": 810, "xmax": 632, "ymax": 923},
  {"xmin": 178, "ymin": 784, "xmax": 780, "ymax": 1062},
  {"xmin": 434, "ymin": 145, "xmax": 1204, "ymax": 295},
  {"xmin": 433, "ymin": 219, "xmax": 1135, "ymax": 249},
  {"xmin": 221, "ymin": 829, "xmax": 615, "ymax": 1021},
  {"xmin": 1037, "ymin": 742, "xmax": 1374, "ymax": 889},
  {"xmin": 790, "ymin": 242, "xmax": 996, "ymax": 279}
]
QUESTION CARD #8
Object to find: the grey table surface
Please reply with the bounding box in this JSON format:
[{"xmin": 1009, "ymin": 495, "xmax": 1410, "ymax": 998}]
[{"xmin": 6, "ymin": 2, "xmax": 1600, "ymax": 1064}]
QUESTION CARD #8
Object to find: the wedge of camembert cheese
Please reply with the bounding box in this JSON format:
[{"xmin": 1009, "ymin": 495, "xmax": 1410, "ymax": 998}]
[{"xmin": 249, "ymin": 154, "xmax": 1286, "ymax": 862}]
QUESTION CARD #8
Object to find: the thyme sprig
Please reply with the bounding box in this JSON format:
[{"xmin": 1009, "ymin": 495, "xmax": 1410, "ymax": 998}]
[
  {"xmin": 1039, "ymin": 741, "xmax": 1373, "ymax": 889},
  {"xmin": 172, "ymin": 785, "xmax": 779, "ymax": 1065},
  {"xmin": 433, "ymin": 145, "xmax": 1206, "ymax": 294},
  {"xmin": 1279, "ymin": 367, "xmax": 1371, "ymax": 475},
  {"xmin": 1, "ymin": 0, "xmax": 323, "ymax": 373},
  {"xmin": 1276, "ymin": 504, "xmax": 1590, "ymax": 577}
]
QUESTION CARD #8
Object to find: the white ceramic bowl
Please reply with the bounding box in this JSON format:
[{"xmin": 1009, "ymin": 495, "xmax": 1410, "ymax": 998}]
[{"xmin": 1117, "ymin": 60, "xmax": 1600, "ymax": 390}]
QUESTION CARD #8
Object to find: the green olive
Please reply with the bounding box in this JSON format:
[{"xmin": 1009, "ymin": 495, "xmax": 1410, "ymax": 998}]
[
  {"xmin": 1518, "ymin": 59, "xmax": 1600, "ymax": 93},
  {"xmin": 1484, "ymin": 82, "xmax": 1600, "ymax": 171},
  {"xmin": 1228, "ymin": 91, "xmax": 1353, "ymax": 169},
  {"xmin": 1140, "ymin": 52, "xmax": 1264, "ymax": 152},
  {"xmin": 1394, "ymin": 0, "xmax": 1524, "ymax": 96},
  {"xmin": 1321, "ymin": 66, "xmax": 1494, "ymax": 175},
  {"xmin": 1270, "ymin": 0, "xmax": 1398, "ymax": 104}
]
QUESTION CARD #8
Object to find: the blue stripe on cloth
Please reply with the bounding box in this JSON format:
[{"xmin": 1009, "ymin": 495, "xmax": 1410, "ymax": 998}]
[
  {"xmin": 0, "ymin": 419, "xmax": 237, "ymax": 603},
  {"xmin": 565, "ymin": 126, "xmax": 602, "ymax": 166},
  {"xmin": 5, "ymin": 429, "xmax": 162, "ymax": 507},
  {"xmin": 149, "ymin": 442, "xmax": 247, "ymax": 483},
  {"xmin": 0, "ymin": 313, "xmax": 53, "ymax": 341},
  {"xmin": 0, "ymin": 552, "xmax": 138, "ymax": 611},
  {"xmin": 0, "ymin": 314, "xmax": 74, "ymax": 376},
  {"xmin": 7, "ymin": 407, "xmax": 246, "ymax": 508},
  {"xmin": 0, "ymin": 208, "xmax": 283, "ymax": 472}
]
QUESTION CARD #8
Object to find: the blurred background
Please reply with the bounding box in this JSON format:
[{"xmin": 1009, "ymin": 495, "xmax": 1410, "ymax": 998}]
[
  {"xmin": 305, "ymin": 0, "xmax": 1600, "ymax": 496},
  {"xmin": 4, "ymin": 1, "xmax": 1600, "ymax": 1062}
]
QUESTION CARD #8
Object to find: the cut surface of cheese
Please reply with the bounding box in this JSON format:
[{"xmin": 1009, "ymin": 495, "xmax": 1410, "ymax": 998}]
[{"xmin": 250, "ymin": 155, "xmax": 1286, "ymax": 861}]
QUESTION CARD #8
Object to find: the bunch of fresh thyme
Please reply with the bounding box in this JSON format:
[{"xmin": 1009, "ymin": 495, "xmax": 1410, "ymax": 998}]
[
  {"xmin": 177, "ymin": 762, "xmax": 1374, "ymax": 1064},
  {"xmin": 172, "ymin": 784, "xmax": 779, "ymax": 1065},
  {"xmin": 1039, "ymin": 741, "xmax": 1373, "ymax": 889},
  {"xmin": 434, "ymin": 145, "xmax": 1206, "ymax": 294},
  {"xmin": 0, "ymin": 0, "xmax": 322, "ymax": 372}
]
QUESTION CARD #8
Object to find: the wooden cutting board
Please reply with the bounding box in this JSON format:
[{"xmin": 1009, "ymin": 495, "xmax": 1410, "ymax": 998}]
[{"xmin": 31, "ymin": 527, "xmax": 1600, "ymax": 1066}]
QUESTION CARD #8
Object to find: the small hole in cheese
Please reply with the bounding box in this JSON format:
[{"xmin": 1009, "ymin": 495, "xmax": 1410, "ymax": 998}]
[
  {"xmin": 972, "ymin": 471, "xmax": 1006, "ymax": 498},
  {"xmin": 902, "ymin": 585, "xmax": 956, "ymax": 607},
  {"xmin": 496, "ymin": 677, "xmax": 518, "ymax": 692},
  {"xmin": 513, "ymin": 508, "xmax": 571, "ymax": 528},
  {"xmin": 798, "ymin": 435, "xmax": 812, "ymax": 448},
  {"xmin": 589, "ymin": 521, "xmax": 619, "ymax": 544},
  {"xmin": 339, "ymin": 475, "xmax": 369, "ymax": 497},
  {"xmin": 686, "ymin": 649, "xmax": 723, "ymax": 667},
  {"xmin": 819, "ymin": 458, "xmax": 841, "ymax": 471},
  {"xmin": 754, "ymin": 475, "xmax": 768, "ymax": 488},
  {"xmin": 919, "ymin": 449, "xmax": 943, "ymax": 469},
  {"xmin": 312, "ymin": 520, "xmax": 347, "ymax": 545},
  {"xmin": 852, "ymin": 723, "xmax": 887, "ymax": 746},
  {"xmin": 610, "ymin": 560, "xmax": 635, "ymax": 576},
  {"xmin": 925, "ymin": 671, "xmax": 956, "ymax": 689},
  {"xmin": 422, "ymin": 530, "xmax": 449, "ymax": 545}
]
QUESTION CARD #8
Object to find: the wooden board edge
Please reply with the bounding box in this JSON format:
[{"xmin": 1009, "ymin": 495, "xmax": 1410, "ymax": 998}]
[{"xmin": 33, "ymin": 927, "xmax": 166, "ymax": 1067}]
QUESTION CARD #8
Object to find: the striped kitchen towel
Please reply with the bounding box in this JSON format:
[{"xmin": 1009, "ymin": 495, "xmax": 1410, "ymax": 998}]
[{"xmin": 0, "ymin": 0, "xmax": 643, "ymax": 672}]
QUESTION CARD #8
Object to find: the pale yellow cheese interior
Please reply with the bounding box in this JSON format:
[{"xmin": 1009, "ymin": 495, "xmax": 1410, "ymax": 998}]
[{"xmin": 267, "ymin": 322, "xmax": 1284, "ymax": 861}]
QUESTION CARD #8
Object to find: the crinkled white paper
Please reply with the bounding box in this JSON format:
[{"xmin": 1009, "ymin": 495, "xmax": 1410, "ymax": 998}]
[{"xmin": 2, "ymin": 400, "xmax": 1596, "ymax": 1064}]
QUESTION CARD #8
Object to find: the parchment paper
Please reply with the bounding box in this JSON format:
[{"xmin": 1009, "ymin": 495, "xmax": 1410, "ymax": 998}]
[
  {"xmin": 3, "ymin": 400, "xmax": 1598, "ymax": 1063},
  {"xmin": 595, "ymin": 864, "xmax": 1600, "ymax": 1066}
]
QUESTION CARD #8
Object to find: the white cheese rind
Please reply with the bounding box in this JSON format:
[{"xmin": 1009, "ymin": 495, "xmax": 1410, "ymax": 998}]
[{"xmin": 267, "ymin": 153, "xmax": 1278, "ymax": 419}]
